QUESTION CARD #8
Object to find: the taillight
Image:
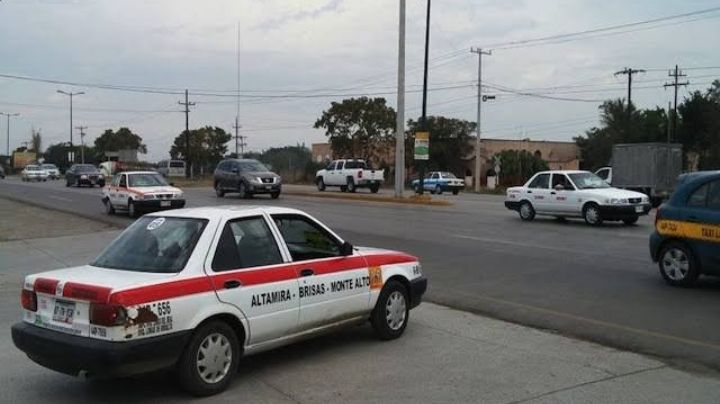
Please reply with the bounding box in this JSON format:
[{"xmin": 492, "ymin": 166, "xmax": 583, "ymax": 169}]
[
  {"xmin": 358, "ymin": 170, "xmax": 363, "ymax": 179},
  {"xmin": 90, "ymin": 303, "xmax": 127, "ymax": 326},
  {"xmin": 21, "ymin": 289, "xmax": 37, "ymax": 312}
]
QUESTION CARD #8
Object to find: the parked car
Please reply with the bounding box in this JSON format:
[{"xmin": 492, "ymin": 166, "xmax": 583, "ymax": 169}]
[
  {"xmin": 11, "ymin": 206, "xmax": 426, "ymax": 396},
  {"xmin": 21, "ymin": 165, "xmax": 49, "ymax": 182},
  {"xmin": 315, "ymin": 159, "xmax": 384, "ymax": 193},
  {"xmin": 102, "ymin": 171, "xmax": 185, "ymax": 217},
  {"xmin": 157, "ymin": 159, "xmax": 187, "ymax": 177},
  {"xmin": 650, "ymin": 170, "xmax": 720, "ymax": 286},
  {"xmin": 213, "ymin": 158, "xmax": 281, "ymax": 199},
  {"xmin": 65, "ymin": 164, "xmax": 105, "ymax": 187},
  {"xmin": 505, "ymin": 170, "xmax": 651, "ymax": 226},
  {"xmin": 40, "ymin": 163, "xmax": 60, "ymax": 180},
  {"xmin": 411, "ymin": 171, "xmax": 465, "ymax": 195},
  {"xmin": 0, "ymin": 165, "xmax": 5, "ymax": 179}
]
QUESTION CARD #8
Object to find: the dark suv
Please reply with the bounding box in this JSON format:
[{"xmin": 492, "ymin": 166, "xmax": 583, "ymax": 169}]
[
  {"xmin": 65, "ymin": 164, "xmax": 105, "ymax": 187},
  {"xmin": 214, "ymin": 158, "xmax": 281, "ymax": 199}
]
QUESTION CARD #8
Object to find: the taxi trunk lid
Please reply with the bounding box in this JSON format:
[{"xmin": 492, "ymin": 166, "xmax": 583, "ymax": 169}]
[{"xmin": 25, "ymin": 265, "xmax": 176, "ymax": 338}]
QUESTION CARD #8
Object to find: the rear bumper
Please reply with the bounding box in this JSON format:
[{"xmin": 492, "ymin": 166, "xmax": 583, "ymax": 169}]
[
  {"xmin": 134, "ymin": 199, "xmax": 186, "ymax": 211},
  {"xmin": 409, "ymin": 277, "xmax": 427, "ymax": 309},
  {"xmin": 598, "ymin": 203, "xmax": 651, "ymax": 219},
  {"xmin": 356, "ymin": 179, "xmax": 382, "ymax": 187},
  {"xmin": 505, "ymin": 201, "xmax": 521, "ymax": 211},
  {"xmin": 12, "ymin": 322, "xmax": 191, "ymax": 378}
]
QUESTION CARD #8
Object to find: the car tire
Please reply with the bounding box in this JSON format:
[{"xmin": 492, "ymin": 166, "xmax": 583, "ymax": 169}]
[
  {"xmin": 104, "ymin": 198, "xmax": 115, "ymax": 215},
  {"xmin": 658, "ymin": 242, "xmax": 700, "ymax": 287},
  {"xmin": 128, "ymin": 199, "xmax": 137, "ymax": 218},
  {"xmin": 583, "ymin": 203, "xmax": 603, "ymax": 226},
  {"xmin": 270, "ymin": 191, "xmax": 280, "ymax": 199},
  {"xmin": 371, "ymin": 280, "xmax": 409, "ymax": 340},
  {"xmin": 452, "ymin": 189, "xmax": 459, "ymax": 195},
  {"xmin": 317, "ymin": 178, "xmax": 326, "ymax": 191},
  {"xmin": 176, "ymin": 320, "xmax": 240, "ymax": 397},
  {"xmin": 413, "ymin": 184, "xmax": 420, "ymax": 194},
  {"xmin": 346, "ymin": 178, "xmax": 356, "ymax": 193},
  {"xmin": 519, "ymin": 201, "xmax": 535, "ymax": 221},
  {"xmin": 623, "ymin": 216, "xmax": 639, "ymax": 225},
  {"xmin": 214, "ymin": 182, "xmax": 225, "ymax": 198},
  {"xmin": 340, "ymin": 185, "xmax": 348, "ymax": 193},
  {"xmin": 435, "ymin": 185, "xmax": 443, "ymax": 195},
  {"xmin": 370, "ymin": 184, "xmax": 380, "ymax": 194},
  {"xmin": 65, "ymin": 179, "xmax": 70, "ymax": 187}
]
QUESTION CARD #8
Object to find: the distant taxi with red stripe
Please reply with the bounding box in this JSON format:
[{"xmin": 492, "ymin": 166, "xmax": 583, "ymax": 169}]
[
  {"xmin": 12, "ymin": 206, "xmax": 427, "ymax": 396},
  {"xmin": 102, "ymin": 171, "xmax": 186, "ymax": 218}
]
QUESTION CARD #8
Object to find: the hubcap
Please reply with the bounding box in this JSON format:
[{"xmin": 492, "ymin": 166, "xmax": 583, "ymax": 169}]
[
  {"xmin": 196, "ymin": 333, "xmax": 232, "ymax": 384},
  {"xmin": 520, "ymin": 204, "xmax": 532, "ymax": 219},
  {"xmin": 586, "ymin": 207, "xmax": 599, "ymax": 223},
  {"xmin": 662, "ymin": 248, "xmax": 689, "ymax": 281},
  {"xmin": 385, "ymin": 291, "xmax": 407, "ymax": 331}
]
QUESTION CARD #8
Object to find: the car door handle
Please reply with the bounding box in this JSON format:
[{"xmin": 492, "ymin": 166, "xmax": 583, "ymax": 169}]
[
  {"xmin": 223, "ymin": 280, "xmax": 242, "ymax": 289},
  {"xmin": 300, "ymin": 269, "xmax": 315, "ymax": 277},
  {"xmin": 550, "ymin": 191, "xmax": 557, "ymax": 195},
  {"xmin": 527, "ymin": 190, "xmax": 533, "ymax": 194}
]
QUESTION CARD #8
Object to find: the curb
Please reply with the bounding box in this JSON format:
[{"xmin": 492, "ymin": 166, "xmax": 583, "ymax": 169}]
[{"xmin": 284, "ymin": 190, "xmax": 452, "ymax": 206}]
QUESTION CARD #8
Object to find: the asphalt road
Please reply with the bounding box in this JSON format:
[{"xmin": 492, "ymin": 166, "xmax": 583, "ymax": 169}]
[{"xmin": 2, "ymin": 177, "xmax": 720, "ymax": 374}]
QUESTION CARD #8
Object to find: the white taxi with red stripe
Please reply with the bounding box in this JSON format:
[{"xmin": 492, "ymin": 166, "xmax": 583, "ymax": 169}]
[
  {"xmin": 102, "ymin": 171, "xmax": 186, "ymax": 218},
  {"xmin": 12, "ymin": 206, "xmax": 427, "ymax": 396}
]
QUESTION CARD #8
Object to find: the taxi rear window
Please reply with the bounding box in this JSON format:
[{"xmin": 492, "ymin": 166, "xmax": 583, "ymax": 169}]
[{"xmin": 91, "ymin": 217, "xmax": 207, "ymax": 273}]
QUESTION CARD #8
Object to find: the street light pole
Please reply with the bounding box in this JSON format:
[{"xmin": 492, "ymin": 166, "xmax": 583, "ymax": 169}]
[
  {"xmin": 394, "ymin": 0, "xmax": 406, "ymax": 198},
  {"xmin": 57, "ymin": 90, "xmax": 84, "ymax": 164},
  {"xmin": 471, "ymin": 47, "xmax": 491, "ymax": 192},
  {"xmin": 417, "ymin": 0, "xmax": 431, "ymax": 196},
  {"xmin": 1, "ymin": 112, "xmax": 20, "ymax": 157}
]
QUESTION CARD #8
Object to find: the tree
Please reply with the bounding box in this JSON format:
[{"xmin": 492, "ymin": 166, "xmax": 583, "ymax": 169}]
[
  {"xmin": 678, "ymin": 82, "xmax": 720, "ymax": 170},
  {"xmin": 405, "ymin": 116, "xmax": 475, "ymax": 175},
  {"xmin": 30, "ymin": 127, "xmax": 43, "ymax": 154},
  {"xmin": 314, "ymin": 97, "xmax": 396, "ymax": 162},
  {"xmin": 94, "ymin": 127, "xmax": 147, "ymax": 159},
  {"xmin": 170, "ymin": 126, "xmax": 231, "ymax": 174},
  {"xmin": 493, "ymin": 149, "xmax": 549, "ymax": 186}
]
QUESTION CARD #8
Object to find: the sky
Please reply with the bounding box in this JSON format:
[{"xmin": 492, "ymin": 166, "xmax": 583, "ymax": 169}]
[{"xmin": 1, "ymin": 0, "xmax": 719, "ymax": 162}]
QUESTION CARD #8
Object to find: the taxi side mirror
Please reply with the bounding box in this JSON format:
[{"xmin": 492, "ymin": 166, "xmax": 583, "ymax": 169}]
[{"xmin": 340, "ymin": 241, "xmax": 354, "ymax": 256}]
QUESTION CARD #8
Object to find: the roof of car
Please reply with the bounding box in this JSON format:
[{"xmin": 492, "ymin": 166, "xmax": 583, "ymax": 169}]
[
  {"xmin": 146, "ymin": 205, "xmax": 306, "ymax": 220},
  {"xmin": 117, "ymin": 171, "xmax": 161, "ymax": 175},
  {"xmin": 535, "ymin": 170, "xmax": 589, "ymax": 175}
]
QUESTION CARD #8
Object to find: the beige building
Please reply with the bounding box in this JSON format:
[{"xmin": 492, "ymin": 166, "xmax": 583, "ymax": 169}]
[{"xmin": 311, "ymin": 138, "xmax": 580, "ymax": 184}]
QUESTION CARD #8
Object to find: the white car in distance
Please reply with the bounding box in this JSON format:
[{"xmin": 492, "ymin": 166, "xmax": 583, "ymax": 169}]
[
  {"xmin": 21, "ymin": 165, "xmax": 49, "ymax": 182},
  {"xmin": 505, "ymin": 170, "xmax": 651, "ymax": 226}
]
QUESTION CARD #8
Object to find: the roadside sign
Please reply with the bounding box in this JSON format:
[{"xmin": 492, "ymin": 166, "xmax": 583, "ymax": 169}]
[
  {"xmin": 414, "ymin": 131, "xmax": 429, "ymax": 160},
  {"xmin": 12, "ymin": 151, "xmax": 36, "ymax": 168}
]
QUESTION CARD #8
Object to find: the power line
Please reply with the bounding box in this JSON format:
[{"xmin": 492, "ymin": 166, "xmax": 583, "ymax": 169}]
[
  {"xmin": 484, "ymin": 82, "xmax": 605, "ymax": 102},
  {"xmin": 479, "ymin": 6, "xmax": 720, "ymax": 50}
]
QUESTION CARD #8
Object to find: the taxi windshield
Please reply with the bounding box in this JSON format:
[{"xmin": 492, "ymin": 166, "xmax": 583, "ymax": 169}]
[
  {"xmin": 128, "ymin": 173, "xmax": 168, "ymax": 187},
  {"xmin": 91, "ymin": 217, "xmax": 207, "ymax": 273},
  {"xmin": 568, "ymin": 172, "xmax": 610, "ymax": 189}
]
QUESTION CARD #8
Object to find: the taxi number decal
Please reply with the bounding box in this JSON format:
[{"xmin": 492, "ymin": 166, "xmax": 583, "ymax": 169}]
[
  {"xmin": 657, "ymin": 219, "xmax": 720, "ymax": 243},
  {"xmin": 369, "ymin": 266, "xmax": 383, "ymax": 290}
]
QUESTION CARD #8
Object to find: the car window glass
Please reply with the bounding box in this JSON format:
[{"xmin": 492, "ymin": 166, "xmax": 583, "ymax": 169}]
[
  {"xmin": 528, "ymin": 174, "xmax": 550, "ymax": 189},
  {"xmin": 326, "ymin": 161, "xmax": 335, "ymax": 170},
  {"xmin": 212, "ymin": 217, "xmax": 283, "ymax": 271},
  {"xmin": 552, "ymin": 174, "xmax": 574, "ymax": 190},
  {"xmin": 337, "ymin": 161, "xmax": 344, "ymax": 170},
  {"xmin": 112, "ymin": 175, "xmax": 121, "ymax": 186},
  {"xmin": 129, "ymin": 173, "xmax": 167, "ymax": 187},
  {"xmin": 119, "ymin": 175, "xmax": 127, "ymax": 187},
  {"xmin": 706, "ymin": 180, "xmax": 720, "ymax": 210},
  {"xmin": 597, "ymin": 169, "xmax": 608, "ymax": 180},
  {"xmin": 272, "ymin": 214, "xmax": 340, "ymax": 261},
  {"xmin": 431, "ymin": 173, "xmax": 439, "ymax": 179},
  {"xmin": 687, "ymin": 183, "xmax": 709, "ymax": 207}
]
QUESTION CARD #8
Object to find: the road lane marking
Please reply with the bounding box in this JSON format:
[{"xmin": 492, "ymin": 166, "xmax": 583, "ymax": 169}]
[
  {"xmin": 48, "ymin": 195, "xmax": 72, "ymax": 202},
  {"xmin": 441, "ymin": 289, "xmax": 720, "ymax": 352},
  {"xmin": 451, "ymin": 234, "xmax": 649, "ymax": 263}
]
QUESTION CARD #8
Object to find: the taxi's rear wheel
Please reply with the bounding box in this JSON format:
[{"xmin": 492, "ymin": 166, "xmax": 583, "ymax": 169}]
[
  {"xmin": 519, "ymin": 201, "xmax": 535, "ymax": 221},
  {"xmin": 177, "ymin": 320, "xmax": 239, "ymax": 397},
  {"xmin": 659, "ymin": 242, "xmax": 699, "ymax": 287},
  {"xmin": 371, "ymin": 280, "xmax": 409, "ymax": 340}
]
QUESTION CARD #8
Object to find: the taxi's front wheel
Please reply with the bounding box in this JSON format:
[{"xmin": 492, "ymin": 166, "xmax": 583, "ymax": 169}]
[
  {"xmin": 371, "ymin": 280, "xmax": 409, "ymax": 340},
  {"xmin": 177, "ymin": 321, "xmax": 240, "ymax": 397}
]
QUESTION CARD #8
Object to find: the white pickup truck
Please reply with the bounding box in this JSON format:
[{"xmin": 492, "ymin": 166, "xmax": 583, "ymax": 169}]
[{"xmin": 316, "ymin": 159, "xmax": 384, "ymax": 193}]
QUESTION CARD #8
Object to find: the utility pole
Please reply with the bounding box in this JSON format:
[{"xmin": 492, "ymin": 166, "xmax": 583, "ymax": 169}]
[
  {"xmin": 178, "ymin": 89, "xmax": 195, "ymax": 178},
  {"xmin": 417, "ymin": 0, "xmax": 431, "ymax": 196},
  {"xmin": 75, "ymin": 126, "xmax": 87, "ymax": 164},
  {"xmin": 471, "ymin": 47, "xmax": 491, "ymax": 192},
  {"xmin": 0, "ymin": 112, "xmax": 19, "ymax": 157},
  {"xmin": 664, "ymin": 65, "xmax": 688, "ymax": 143},
  {"xmin": 394, "ymin": 0, "xmax": 406, "ymax": 198},
  {"xmin": 667, "ymin": 101, "xmax": 672, "ymax": 143},
  {"xmin": 57, "ymin": 90, "xmax": 84, "ymax": 164},
  {"xmin": 614, "ymin": 67, "xmax": 645, "ymax": 108}
]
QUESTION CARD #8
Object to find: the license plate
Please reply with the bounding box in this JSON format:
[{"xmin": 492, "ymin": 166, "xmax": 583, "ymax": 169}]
[
  {"xmin": 160, "ymin": 200, "xmax": 171, "ymax": 207},
  {"xmin": 265, "ymin": 185, "xmax": 272, "ymax": 190},
  {"xmin": 635, "ymin": 206, "xmax": 643, "ymax": 213},
  {"xmin": 53, "ymin": 300, "xmax": 76, "ymax": 324}
]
